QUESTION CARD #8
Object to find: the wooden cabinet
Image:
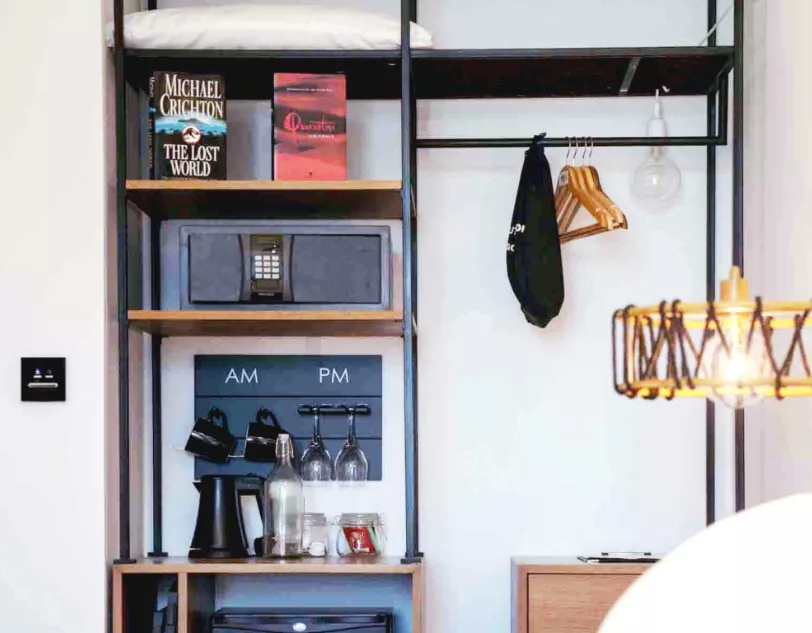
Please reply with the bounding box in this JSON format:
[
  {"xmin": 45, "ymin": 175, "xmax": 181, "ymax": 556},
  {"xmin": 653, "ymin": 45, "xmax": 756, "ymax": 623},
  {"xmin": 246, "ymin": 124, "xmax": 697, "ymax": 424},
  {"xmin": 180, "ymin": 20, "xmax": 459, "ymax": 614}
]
[
  {"xmin": 512, "ymin": 558, "xmax": 649, "ymax": 633},
  {"xmin": 112, "ymin": 557, "xmax": 423, "ymax": 633}
]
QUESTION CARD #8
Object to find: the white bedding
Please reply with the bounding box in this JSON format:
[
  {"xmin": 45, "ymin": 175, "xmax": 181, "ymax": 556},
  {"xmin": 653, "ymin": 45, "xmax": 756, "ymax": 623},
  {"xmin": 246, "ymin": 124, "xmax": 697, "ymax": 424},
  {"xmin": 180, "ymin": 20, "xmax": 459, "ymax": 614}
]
[{"xmin": 105, "ymin": 4, "xmax": 433, "ymax": 50}]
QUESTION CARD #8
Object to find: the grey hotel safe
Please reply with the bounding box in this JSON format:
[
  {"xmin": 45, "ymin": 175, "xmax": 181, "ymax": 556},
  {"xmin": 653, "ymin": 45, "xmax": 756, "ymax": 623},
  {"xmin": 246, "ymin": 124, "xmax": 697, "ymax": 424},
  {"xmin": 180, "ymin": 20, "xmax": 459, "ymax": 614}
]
[{"xmin": 160, "ymin": 220, "xmax": 392, "ymax": 310}]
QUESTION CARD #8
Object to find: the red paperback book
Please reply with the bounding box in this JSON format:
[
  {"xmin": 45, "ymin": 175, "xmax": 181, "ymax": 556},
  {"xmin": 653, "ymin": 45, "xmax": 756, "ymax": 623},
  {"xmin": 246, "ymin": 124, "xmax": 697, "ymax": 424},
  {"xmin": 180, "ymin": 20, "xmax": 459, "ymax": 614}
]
[{"xmin": 273, "ymin": 74, "xmax": 347, "ymax": 180}]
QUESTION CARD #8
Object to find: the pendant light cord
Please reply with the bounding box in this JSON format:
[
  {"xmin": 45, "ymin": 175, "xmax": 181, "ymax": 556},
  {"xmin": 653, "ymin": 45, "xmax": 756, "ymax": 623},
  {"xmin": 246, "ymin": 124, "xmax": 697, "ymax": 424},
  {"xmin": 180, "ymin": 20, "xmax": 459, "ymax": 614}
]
[{"xmin": 697, "ymin": 3, "xmax": 734, "ymax": 46}]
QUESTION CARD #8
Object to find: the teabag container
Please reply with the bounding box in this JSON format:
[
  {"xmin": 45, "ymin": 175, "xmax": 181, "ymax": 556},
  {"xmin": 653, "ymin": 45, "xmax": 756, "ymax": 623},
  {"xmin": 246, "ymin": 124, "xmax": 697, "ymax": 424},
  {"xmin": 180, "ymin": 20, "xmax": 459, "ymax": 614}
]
[{"xmin": 336, "ymin": 513, "xmax": 385, "ymax": 557}]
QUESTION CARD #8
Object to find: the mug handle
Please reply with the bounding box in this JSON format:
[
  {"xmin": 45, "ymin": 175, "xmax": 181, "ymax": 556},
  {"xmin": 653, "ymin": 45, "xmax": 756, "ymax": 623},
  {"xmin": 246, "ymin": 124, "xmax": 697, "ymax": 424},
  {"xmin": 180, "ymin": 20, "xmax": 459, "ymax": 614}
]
[
  {"xmin": 207, "ymin": 407, "xmax": 229, "ymax": 434},
  {"xmin": 256, "ymin": 407, "xmax": 282, "ymax": 429}
]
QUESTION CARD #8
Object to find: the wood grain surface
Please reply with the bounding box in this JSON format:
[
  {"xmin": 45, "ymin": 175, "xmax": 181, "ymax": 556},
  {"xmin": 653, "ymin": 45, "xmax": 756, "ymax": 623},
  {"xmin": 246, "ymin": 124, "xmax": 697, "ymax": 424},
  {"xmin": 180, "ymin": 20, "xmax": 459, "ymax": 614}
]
[
  {"xmin": 113, "ymin": 556, "xmax": 420, "ymax": 575},
  {"xmin": 527, "ymin": 574, "xmax": 638, "ymax": 633},
  {"xmin": 126, "ymin": 179, "xmax": 404, "ymax": 220},
  {"xmin": 128, "ymin": 310, "xmax": 404, "ymax": 338}
]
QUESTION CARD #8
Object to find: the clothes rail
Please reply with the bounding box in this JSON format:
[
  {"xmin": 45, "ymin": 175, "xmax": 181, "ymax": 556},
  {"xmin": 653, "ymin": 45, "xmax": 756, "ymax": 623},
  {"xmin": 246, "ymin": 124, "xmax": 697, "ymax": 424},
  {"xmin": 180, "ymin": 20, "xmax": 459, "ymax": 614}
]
[{"xmin": 416, "ymin": 135, "xmax": 726, "ymax": 149}]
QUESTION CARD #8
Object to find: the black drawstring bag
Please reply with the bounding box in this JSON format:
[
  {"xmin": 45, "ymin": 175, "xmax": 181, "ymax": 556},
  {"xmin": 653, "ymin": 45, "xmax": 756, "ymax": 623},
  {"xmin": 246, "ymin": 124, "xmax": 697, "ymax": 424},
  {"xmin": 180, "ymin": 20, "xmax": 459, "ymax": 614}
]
[{"xmin": 506, "ymin": 134, "xmax": 564, "ymax": 328}]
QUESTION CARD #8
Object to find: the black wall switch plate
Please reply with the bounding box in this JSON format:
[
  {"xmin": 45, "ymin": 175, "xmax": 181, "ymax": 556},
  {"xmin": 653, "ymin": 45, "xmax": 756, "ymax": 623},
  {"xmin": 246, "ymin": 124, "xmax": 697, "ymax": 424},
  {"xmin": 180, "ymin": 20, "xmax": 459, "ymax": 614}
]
[{"xmin": 21, "ymin": 358, "xmax": 66, "ymax": 402}]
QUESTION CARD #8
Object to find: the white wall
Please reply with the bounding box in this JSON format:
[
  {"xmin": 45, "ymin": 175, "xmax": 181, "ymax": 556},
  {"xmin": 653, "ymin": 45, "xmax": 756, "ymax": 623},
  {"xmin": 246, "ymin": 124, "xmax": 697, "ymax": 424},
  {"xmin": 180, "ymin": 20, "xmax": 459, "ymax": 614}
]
[
  {"xmin": 0, "ymin": 1, "xmax": 107, "ymax": 633},
  {"xmin": 744, "ymin": 0, "xmax": 812, "ymax": 505},
  {"xmin": 416, "ymin": 3, "xmax": 733, "ymax": 633},
  {"xmin": 133, "ymin": 2, "xmax": 736, "ymax": 633}
]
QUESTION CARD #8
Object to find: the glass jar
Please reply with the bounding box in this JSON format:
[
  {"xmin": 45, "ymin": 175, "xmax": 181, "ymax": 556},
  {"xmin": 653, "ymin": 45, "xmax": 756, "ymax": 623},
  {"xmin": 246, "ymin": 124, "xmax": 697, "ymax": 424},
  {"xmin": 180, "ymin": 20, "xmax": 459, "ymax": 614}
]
[
  {"xmin": 302, "ymin": 513, "xmax": 329, "ymax": 557},
  {"xmin": 336, "ymin": 513, "xmax": 386, "ymax": 557}
]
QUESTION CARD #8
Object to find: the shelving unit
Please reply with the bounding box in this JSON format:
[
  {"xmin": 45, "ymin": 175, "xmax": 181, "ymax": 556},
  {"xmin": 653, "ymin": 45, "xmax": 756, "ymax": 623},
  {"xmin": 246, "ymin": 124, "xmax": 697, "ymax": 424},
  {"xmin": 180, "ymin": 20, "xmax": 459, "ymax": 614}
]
[{"xmin": 112, "ymin": 0, "xmax": 741, "ymax": 604}]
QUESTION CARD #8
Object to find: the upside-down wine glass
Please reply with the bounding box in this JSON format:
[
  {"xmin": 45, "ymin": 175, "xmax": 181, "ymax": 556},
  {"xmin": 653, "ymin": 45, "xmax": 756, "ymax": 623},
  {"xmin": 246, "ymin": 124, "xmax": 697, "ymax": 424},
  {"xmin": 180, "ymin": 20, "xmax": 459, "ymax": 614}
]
[
  {"xmin": 335, "ymin": 406, "xmax": 368, "ymax": 482},
  {"xmin": 300, "ymin": 406, "xmax": 334, "ymax": 482}
]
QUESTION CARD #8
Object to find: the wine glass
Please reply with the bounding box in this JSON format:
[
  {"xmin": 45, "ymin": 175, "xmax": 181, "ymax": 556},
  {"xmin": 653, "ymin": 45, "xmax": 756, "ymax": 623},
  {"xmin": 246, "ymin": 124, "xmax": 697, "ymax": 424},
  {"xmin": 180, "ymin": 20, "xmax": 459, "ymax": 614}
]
[
  {"xmin": 335, "ymin": 406, "xmax": 368, "ymax": 482},
  {"xmin": 300, "ymin": 406, "xmax": 334, "ymax": 482}
]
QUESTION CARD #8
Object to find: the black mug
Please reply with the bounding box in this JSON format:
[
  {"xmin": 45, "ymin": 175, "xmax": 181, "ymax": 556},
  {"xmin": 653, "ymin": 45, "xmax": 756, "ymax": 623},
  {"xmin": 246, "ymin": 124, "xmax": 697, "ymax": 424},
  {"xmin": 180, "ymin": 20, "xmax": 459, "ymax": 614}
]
[
  {"xmin": 244, "ymin": 408, "xmax": 287, "ymax": 462},
  {"xmin": 185, "ymin": 407, "xmax": 236, "ymax": 463}
]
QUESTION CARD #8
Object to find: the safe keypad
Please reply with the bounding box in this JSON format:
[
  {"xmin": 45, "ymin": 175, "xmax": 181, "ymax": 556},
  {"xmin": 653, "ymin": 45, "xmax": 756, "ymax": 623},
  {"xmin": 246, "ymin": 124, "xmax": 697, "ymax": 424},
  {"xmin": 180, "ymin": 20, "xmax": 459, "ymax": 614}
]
[{"xmin": 253, "ymin": 252, "xmax": 281, "ymax": 280}]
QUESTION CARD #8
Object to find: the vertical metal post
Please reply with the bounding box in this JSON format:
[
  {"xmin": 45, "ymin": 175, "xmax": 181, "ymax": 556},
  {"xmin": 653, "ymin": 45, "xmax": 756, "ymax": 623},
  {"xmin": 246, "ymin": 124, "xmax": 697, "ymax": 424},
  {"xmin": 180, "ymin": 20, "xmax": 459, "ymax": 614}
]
[
  {"xmin": 114, "ymin": 0, "xmax": 134, "ymax": 564},
  {"xmin": 733, "ymin": 0, "xmax": 746, "ymax": 512},
  {"xmin": 705, "ymin": 0, "xmax": 717, "ymax": 527},
  {"xmin": 717, "ymin": 75, "xmax": 729, "ymax": 146},
  {"xmin": 401, "ymin": 0, "xmax": 420, "ymax": 563},
  {"xmin": 149, "ymin": 220, "xmax": 167, "ymax": 557}
]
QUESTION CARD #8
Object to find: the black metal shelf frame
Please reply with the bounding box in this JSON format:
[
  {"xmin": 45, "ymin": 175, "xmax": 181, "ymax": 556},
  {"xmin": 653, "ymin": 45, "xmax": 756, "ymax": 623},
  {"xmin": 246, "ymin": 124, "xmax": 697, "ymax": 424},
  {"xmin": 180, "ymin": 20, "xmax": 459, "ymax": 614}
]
[{"xmin": 112, "ymin": 0, "xmax": 741, "ymax": 563}]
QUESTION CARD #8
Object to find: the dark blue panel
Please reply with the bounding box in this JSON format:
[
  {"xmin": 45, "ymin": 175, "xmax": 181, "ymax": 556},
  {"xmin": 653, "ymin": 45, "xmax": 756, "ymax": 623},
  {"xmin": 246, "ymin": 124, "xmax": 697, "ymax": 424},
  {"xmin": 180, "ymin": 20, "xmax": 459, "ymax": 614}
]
[
  {"xmin": 193, "ymin": 355, "xmax": 384, "ymax": 482},
  {"xmin": 194, "ymin": 438, "xmax": 383, "ymax": 481},
  {"xmin": 193, "ymin": 397, "xmax": 382, "ymax": 440},
  {"xmin": 195, "ymin": 355, "xmax": 382, "ymax": 397}
]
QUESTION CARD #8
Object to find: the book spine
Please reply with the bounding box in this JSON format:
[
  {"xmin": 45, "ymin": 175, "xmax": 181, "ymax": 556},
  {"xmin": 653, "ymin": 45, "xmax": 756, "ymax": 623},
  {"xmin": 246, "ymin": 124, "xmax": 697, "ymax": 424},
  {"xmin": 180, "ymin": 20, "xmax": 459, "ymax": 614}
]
[{"xmin": 148, "ymin": 73, "xmax": 156, "ymax": 179}]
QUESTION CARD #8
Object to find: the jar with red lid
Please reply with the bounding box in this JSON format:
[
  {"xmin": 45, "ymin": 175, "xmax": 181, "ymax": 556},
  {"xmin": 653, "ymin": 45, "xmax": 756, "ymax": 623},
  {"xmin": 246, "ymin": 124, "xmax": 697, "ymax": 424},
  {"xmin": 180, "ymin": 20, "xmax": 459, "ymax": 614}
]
[{"xmin": 336, "ymin": 513, "xmax": 386, "ymax": 557}]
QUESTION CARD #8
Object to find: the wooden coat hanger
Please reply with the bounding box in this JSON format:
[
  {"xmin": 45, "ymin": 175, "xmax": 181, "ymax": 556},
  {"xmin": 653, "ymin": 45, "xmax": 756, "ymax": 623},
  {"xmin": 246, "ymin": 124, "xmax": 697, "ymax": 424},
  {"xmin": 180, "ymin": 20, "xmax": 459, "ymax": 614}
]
[
  {"xmin": 555, "ymin": 137, "xmax": 628, "ymax": 243},
  {"xmin": 554, "ymin": 139, "xmax": 580, "ymax": 231},
  {"xmin": 556, "ymin": 138, "xmax": 608, "ymax": 233},
  {"xmin": 582, "ymin": 138, "xmax": 627, "ymax": 228}
]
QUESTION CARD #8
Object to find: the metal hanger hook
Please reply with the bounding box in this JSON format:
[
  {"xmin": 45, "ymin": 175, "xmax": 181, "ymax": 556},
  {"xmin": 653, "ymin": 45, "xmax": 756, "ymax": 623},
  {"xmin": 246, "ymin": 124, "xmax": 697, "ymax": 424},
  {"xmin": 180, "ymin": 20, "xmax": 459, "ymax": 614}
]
[
  {"xmin": 573, "ymin": 137, "xmax": 580, "ymax": 166},
  {"xmin": 565, "ymin": 137, "xmax": 571, "ymax": 164},
  {"xmin": 588, "ymin": 137, "xmax": 594, "ymax": 165}
]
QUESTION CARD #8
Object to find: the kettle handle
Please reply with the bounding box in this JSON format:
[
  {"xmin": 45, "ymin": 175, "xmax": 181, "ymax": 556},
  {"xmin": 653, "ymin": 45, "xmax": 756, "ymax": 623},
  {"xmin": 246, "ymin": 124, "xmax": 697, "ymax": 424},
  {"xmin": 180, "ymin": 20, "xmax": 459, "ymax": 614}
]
[
  {"xmin": 237, "ymin": 476, "xmax": 265, "ymax": 533},
  {"xmin": 207, "ymin": 407, "xmax": 230, "ymax": 433}
]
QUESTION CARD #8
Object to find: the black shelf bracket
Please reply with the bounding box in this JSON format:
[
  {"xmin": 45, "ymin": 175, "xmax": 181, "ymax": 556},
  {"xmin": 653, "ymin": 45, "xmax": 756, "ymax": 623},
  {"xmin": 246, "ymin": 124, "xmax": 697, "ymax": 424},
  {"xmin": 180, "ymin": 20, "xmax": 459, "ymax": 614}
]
[{"xmin": 401, "ymin": 553, "xmax": 425, "ymax": 565}]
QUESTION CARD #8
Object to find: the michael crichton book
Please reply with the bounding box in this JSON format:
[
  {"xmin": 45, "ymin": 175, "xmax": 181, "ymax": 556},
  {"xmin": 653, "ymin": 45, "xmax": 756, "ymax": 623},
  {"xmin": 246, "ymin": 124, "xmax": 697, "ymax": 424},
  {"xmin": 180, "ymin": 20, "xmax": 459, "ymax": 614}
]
[{"xmin": 149, "ymin": 72, "xmax": 226, "ymax": 179}]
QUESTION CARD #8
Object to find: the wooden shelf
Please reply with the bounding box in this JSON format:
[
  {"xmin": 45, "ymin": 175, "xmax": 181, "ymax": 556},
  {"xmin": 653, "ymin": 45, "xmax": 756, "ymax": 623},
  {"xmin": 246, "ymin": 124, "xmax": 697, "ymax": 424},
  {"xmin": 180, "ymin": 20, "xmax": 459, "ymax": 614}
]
[
  {"xmin": 128, "ymin": 310, "xmax": 404, "ymax": 337},
  {"xmin": 114, "ymin": 556, "xmax": 419, "ymax": 575},
  {"xmin": 126, "ymin": 179, "xmax": 404, "ymax": 220}
]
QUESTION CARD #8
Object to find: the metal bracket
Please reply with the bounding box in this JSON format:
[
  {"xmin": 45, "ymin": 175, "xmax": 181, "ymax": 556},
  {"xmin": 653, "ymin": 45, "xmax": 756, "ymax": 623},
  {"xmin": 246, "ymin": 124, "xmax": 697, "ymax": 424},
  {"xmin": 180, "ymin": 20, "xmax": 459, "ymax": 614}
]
[{"xmin": 401, "ymin": 553, "xmax": 425, "ymax": 564}]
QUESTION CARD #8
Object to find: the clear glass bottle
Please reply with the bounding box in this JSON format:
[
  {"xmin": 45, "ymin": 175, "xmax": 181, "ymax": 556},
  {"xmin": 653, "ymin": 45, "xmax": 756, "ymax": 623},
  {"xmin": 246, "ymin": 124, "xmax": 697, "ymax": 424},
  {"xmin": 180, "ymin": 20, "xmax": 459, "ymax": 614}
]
[{"xmin": 262, "ymin": 434, "xmax": 304, "ymax": 558}]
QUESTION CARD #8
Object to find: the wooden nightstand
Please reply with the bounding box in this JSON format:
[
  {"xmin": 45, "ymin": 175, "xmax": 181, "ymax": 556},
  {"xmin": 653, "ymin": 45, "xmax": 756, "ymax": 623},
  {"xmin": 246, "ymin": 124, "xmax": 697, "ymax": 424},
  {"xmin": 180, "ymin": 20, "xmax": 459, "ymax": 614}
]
[{"xmin": 512, "ymin": 557, "xmax": 651, "ymax": 633}]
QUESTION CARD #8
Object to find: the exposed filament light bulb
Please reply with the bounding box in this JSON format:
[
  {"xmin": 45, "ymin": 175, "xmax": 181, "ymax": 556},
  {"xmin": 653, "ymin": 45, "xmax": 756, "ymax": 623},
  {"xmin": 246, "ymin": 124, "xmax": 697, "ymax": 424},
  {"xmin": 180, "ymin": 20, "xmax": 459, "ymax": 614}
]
[{"xmin": 702, "ymin": 268, "xmax": 771, "ymax": 409}]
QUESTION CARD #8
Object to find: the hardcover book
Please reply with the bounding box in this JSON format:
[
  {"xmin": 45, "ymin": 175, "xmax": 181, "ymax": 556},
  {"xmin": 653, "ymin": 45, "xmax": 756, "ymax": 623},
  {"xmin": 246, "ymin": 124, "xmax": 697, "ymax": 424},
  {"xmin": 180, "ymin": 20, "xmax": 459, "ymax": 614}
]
[
  {"xmin": 149, "ymin": 72, "xmax": 226, "ymax": 179},
  {"xmin": 273, "ymin": 73, "xmax": 347, "ymax": 180}
]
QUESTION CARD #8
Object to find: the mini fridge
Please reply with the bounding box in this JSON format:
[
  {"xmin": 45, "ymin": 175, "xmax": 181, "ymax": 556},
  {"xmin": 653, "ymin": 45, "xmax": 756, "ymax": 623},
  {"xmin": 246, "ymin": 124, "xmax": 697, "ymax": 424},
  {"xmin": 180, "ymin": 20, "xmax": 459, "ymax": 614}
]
[{"xmin": 210, "ymin": 608, "xmax": 394, "ymax": 633}]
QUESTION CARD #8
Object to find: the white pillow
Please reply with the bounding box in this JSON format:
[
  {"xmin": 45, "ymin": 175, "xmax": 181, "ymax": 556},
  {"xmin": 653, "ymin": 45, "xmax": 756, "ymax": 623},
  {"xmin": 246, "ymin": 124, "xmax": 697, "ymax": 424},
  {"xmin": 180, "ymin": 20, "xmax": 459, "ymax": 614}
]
[{"xmin": 105, "ymin": 4, "xmax": 433, "ymax": 50}]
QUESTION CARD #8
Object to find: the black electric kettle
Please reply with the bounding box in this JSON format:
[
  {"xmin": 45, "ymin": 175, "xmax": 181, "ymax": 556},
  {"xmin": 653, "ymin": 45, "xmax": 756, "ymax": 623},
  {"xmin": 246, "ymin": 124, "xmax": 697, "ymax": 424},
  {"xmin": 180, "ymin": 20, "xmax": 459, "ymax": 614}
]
[{"xmin": 189, "ymin": 475, "xmax": 264, "ymax": 559}]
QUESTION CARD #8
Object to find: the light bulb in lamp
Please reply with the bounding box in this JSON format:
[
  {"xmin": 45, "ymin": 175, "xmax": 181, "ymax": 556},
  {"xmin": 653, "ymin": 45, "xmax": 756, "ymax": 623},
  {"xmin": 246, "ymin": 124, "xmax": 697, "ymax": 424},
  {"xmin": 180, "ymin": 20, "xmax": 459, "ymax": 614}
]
[
  {"xmin": 631, "ymin": 90, "xmax": 682, "ymax": 210},
  {"xmin": 702, "ymin": 268, "xmax": 771, "ymax": 409}
]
